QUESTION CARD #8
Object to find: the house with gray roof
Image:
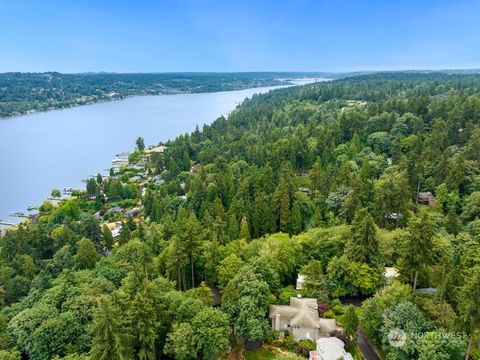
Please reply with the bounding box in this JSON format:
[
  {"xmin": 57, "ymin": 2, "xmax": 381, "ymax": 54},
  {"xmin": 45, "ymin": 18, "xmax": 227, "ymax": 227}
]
[
  {"xmin": 269, "ymin": 297, "xmax": 337, "ymax": 341},
  {"xmin": 417, "ymin": 191, "xmax": 435, "ymax": 206}
]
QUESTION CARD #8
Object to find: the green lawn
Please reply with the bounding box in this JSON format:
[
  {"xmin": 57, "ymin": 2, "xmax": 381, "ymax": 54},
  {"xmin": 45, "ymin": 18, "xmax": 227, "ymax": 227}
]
[{"xmin": 243, "ymin": 347, "xmax": 277, "ymax": 360}]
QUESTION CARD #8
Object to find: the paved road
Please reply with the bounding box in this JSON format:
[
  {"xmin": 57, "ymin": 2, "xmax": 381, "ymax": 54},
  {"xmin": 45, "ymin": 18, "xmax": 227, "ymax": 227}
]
[{"xmin": 357, "ymin": 330, "xmax": 381, "ymax": 360}]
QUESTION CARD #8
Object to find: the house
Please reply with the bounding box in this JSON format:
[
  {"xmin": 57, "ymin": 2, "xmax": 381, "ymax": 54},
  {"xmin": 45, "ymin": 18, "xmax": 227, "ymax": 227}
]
[
  {"xmin": 112, "ymin": 151, "xmax": 130, "ymax": 167},
  {"xmin": 190, "ymin": 163, "xmax": 202, "ymax": 172},
  {"xmin": 130, "ymin": 175, "xmax": 143, "ymax": 182},
  {"xmin": 125, "ymin": 207, "xmax": 141, "ymax": 218},
  {"xmin": 132, "ymin": 164, "xmax": 145, "ymax": 170},
  {"xmin": 385, "ymin": 212, "xmax": 402, "ymax": 220},
  {"xmin": 105, "ymin": 221, "xmax": 123, "ymax": 239},
  {"xmin": 298, "ymin": 187, "xmax": 313, "ymax": 196},
  {"xmin": 106, "ymin": 206, "xmax": 123, "ymax": 215},
  {"xmin": 309, "ymin": 337, "xmax": 353, "ymax": 360},
  {"xmin": 153, "ymin": 175, "xmax": 164, "ymax": 186},
  {"xmin": 269, "ymin": 297, "xmax": 337, "ymax": 341},
  {"xmin": 145, "ymin": 145, "xmax": 167, "ymax": 153},
  {"xmin": 0, "ymin": 223, "xmax": 14, "ymax": 237},
  {"xmin": 93, "ymin": 211, "xmax": 104, "ymax": 221},
  {"xmin": 417, "ymin": 191, "xmax": 435, "ymax": 206}
]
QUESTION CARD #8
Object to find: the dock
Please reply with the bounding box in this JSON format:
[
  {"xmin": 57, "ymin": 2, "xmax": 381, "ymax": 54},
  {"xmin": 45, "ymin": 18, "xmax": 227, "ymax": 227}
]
[{"xmin": 10, "ymin": 212, "xmax": 28, "ymax": 218}]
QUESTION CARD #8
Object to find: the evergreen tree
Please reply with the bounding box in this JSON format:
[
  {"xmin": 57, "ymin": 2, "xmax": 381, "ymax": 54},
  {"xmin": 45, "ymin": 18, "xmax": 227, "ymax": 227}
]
[
  {"xmin": 373, "ymin": 170, "xmax": 411, "ymax": 227},
  {"xmin": 129, "ymin": 281, "xmax": 158, "ymax": 360},
  {"xmin": 86, "ymin": 178, "xmax": 100, "ymax": 197},
  {"xmin": 81, "ymin": 215, "xmax": 101, "ymax": 245},
  {"xmin": 291, "ymin": 201, "xmax": 302, "ymax": 235},
  {"xmin": 118, "ymin": 223, "xmax": 131, "ymax": 246},
  {"xmin": 310, "ymin": 159, "xmax": 326, "ymax": 193},
  {"xmin": 399, "ymin": 212, "xmax": 437, "ymax": 290},
  {"xmin": 91, "ymin": 296, "xmax": 130, "ymax": 360},
  {"xmin": 176, "ymin": 211, "xmax": 202, "ymax": 288},
  {"xmin": 346, "ymin": 208, "xmax": 379, "ymax": 265},
  {"xmin": 239, "ymin": 216, "xmax": 251, "ymax": 241},
  {"xmin": 458, "ymin": 266, "xmax": 480, "ymax": 360},
  {"xmin": 75, "ymin": 238, "xmax": 98, "ymax": 270},
  {"xmin": 273, "ymin": 176, "xmax": 291, "ymax": 233},
  {"xmin": 227, "ymin": 214, "xmax": 239, "ymax": 241},
  {"xmin": 102, "ymin": 225, "xmax": 113, "ymax": 249},
  {"xmin": 136, "ymin": 137, "xmax": 145, "ymax": 151}
]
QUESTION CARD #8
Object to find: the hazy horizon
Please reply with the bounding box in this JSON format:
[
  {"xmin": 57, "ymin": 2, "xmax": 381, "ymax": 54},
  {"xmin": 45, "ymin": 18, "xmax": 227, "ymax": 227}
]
[{"xmin": 2, "ymin": 68, "xmax": 480, "ymax": 75}]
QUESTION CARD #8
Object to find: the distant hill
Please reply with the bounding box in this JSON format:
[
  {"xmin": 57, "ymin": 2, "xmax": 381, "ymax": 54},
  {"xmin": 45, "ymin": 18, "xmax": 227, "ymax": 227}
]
[{"xmin": 0, "ymin": 72, "xmax": 330, "ymax": 118}]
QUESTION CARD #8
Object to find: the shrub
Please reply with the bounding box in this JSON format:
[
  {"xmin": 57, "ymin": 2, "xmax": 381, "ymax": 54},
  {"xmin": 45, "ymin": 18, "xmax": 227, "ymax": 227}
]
[
  {"xmin": 323, "ymin": 309, "xmax": 336, "ymax": 318},
  {"xmin": 317, "ymin": 302, "xmax": 330, "ymax": 317},
  {"xmin": 298, "ymin": 339, "xmax": 316, "ymax": 351},
  {"xmin": 294, "ymin": 345, "xmax": 310, "ymax": 358},
  {"xmin": 330, "ymin": 298, "xmax": 342, "ymax": 307},
  {"xmin": 265, "ymin": 329, "xmax": 280, "ymax": 343},
  {"xmin": 281, "ymin": 335, "xmax": 296, "ymax": 350},
  {"xmin": 332, "ymin": 304, "xmax": 345, "ymax": 315},
  {"xmin": 279, "ymin": 286, "xmax": 298, "ymax": 305},
  {"xmin": 330, "ymin": 329, "xmax": 351, "ymax": 348}
]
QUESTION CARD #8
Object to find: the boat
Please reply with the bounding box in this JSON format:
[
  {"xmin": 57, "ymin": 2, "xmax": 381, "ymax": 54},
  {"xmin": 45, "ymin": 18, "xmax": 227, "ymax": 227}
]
[
  {"xmin": 27, "ymin": 205, "xmax": 38, "ymax": 211},
  {"xmin": 10, "ymin": 211, "xmax": 26, "ymax": 217}
]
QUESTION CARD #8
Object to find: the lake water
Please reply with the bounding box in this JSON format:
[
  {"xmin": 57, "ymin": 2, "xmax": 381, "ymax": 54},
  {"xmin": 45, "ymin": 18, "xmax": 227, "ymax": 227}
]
[{"xmin": 0, "ymin": 81, "xmax": 317, "ymax": 223}]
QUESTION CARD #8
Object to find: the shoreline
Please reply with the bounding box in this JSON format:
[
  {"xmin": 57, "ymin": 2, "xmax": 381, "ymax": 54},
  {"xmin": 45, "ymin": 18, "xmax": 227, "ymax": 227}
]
[
  {"xmin": 0, "ymin": 78, "xmax": 327, "ymax": 228},
  {"xmin": 0, "ymin": 80, "xmax": 296, "ymax": 122},
  {"xmin": 0, "ymin": 77, "xmax": 330, "ymax": 122}
]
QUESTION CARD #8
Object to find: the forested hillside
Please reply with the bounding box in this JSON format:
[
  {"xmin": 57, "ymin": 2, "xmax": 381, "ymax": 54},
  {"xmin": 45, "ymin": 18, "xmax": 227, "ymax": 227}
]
[
  {"xmin": 1, "ymin": 73, "xmax": 480, "ymax": 360},
  {"xmin": 0, "ymin": 72, "xmax": 326, "ymax": 118}
]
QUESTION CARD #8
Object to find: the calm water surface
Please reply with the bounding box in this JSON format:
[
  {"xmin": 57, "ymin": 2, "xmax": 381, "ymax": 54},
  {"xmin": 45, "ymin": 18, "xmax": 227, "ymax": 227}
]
[{"xmin": 0, "ymin": 85, "xmax": 297, "ymax": 222}]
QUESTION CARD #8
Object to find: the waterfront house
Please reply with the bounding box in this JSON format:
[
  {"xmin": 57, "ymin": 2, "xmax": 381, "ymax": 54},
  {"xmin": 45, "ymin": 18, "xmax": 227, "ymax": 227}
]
[
  {"xmin": 145, "ymin": 145, "xmax": 167, "ymax": 153},
  {"xmin": 106, "ymin": 206, "xmax": 123, "ymax": 215},
  {"xmin": 106, "ymin": 221, "xmax": 122, "ymax": 239},
  {"xmin": 93, "ymin": 211, "xmax": 104, "ymax": 221},
  {"xmin": 153, "ymin": 175, "xmax": 164, "ymax": 186},
  {"xmin": 125, "ymin": 207, "xmax": 141, "ymax": 218},
  {"xmin": 130, "ymin": 175, "xmax": 143, "ymax": 182}
]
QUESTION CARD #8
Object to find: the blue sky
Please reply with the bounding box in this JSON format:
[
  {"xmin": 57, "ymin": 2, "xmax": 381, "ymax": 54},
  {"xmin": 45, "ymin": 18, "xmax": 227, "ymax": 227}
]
[{"xmin": 0, "ymin": 0, "xmax": 479, "ymax": 73}]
